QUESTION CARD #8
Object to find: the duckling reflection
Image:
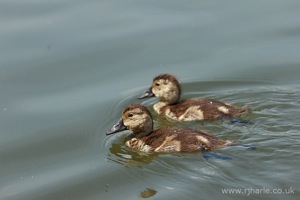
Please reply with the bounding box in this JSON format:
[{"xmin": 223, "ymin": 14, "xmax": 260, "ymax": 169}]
[
  {"xmin": 139, "ymin": 73, "xmax": 250, "ymax": 122},
  {"xmin": 108, "ymin": 139, "xmax": 157, "ymax": 167}
]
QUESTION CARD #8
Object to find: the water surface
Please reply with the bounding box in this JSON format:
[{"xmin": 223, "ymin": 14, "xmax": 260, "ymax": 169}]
[{"xmin": 0, "ymin": 0, "xmax": 300, "ymax": 200}]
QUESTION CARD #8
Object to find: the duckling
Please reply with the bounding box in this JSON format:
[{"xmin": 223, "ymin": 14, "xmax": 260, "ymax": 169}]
[
  {"xmin": 139, "ymin": 73, "xmax": 250, "ymax": 122},
  {"xmin": 106, "ymin": 104, "xmax": 233, "ymax": 153}
]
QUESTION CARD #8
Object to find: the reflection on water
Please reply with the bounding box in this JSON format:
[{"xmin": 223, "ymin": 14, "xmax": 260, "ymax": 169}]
[
  {"xmin": 108, "ymin": 136, "xmax": 157, "ymax": 167},
  {"xmin": 140, "ymin": 188, "xmax": 157, "ymax": 198}
]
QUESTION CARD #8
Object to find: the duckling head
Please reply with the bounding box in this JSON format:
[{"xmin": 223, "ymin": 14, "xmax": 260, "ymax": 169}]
[
  {"xmin": 139, "ymin": 73, "xmax": 181, "ymax": 104},
  {"xmin": 106, "ymin": 104, "xmax": 153, "ymax": 138}
]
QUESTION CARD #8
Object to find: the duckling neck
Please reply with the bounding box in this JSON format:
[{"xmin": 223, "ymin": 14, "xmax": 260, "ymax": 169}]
[
  {"xmin": 133, "ymin": 121, "xmax": 153, "ymax": 138},
  {"xmin": 162, "ymin": 92, "xmax": 180, "ymax": 105},
  {"xmin": 134, "ymin": 130, "xmax": 152, "ymax": 138},
  {"xmin": 153, "ymin": 102, "xmax": 168, "ymax": 114}
]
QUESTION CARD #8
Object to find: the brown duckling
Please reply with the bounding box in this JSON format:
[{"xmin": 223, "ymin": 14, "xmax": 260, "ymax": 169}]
[
  {"xmin": 139, "ymin": 73, "xmax": 250, "ymax": 122},
  {"xmin": 106, "ymin": 104, "xmax": 233, "ymax": 153}
]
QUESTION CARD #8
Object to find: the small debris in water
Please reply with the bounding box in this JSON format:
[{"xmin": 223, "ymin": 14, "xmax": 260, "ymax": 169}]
[{"xmin": 140, "ymin": 188, "xmax": 157, "ymax": 198}]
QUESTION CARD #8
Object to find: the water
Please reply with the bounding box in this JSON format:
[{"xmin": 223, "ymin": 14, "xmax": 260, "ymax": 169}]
[{"xmin": 0, "ymin": 0, "xmax": 299, "ymax": 199}]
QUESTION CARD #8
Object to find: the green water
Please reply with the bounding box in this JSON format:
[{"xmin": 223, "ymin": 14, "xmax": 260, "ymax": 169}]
[{"xmin": 0, "ymin": 0, "xmax": 299, "ymax": 200}]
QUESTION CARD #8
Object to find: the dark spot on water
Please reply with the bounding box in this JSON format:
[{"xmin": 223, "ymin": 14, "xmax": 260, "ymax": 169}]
[
  {"xmin": 140, "ymin": 188, "xmax": 157, "ymax": 198},
  {"xmin": 230, "ymin": 118, "xmax": 254, "ymax": 125},
  {"xmin": 105, "ymin": 184, "xmax": 109, "ymax": 192},
  {"xmin": 202, "ymin": 152, "xmax": 232, "ymax": 160}
]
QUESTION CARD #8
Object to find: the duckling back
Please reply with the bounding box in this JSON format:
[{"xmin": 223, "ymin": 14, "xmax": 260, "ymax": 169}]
[
  {"xmin": 126, "ymin": 127, "xmax": 233, "ymax": 153},
  {"xmin": 157, "ymin": 98, "xmax": 249, "ymax": 121}
]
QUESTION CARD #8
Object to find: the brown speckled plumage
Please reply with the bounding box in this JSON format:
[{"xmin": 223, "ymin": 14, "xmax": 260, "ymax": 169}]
[
  {"xmin": 106, "ymin": 104, "xmax": 232, "ymax": 153},
  {"xmin": 139, "ymin": 73, "xmax": 250, "ymax": 121},
  {"xmin": 135, "ymin": 127, "xmax": 232, "ymax": 152},
  {"xmin": 161, "ymin": 98, "xmax": 249, "ymax": 120}
]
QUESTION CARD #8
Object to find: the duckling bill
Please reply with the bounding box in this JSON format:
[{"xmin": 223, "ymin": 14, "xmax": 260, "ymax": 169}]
[
  {"xmin": 106, "ymin": 104, "xmax": 233, "ymax": 153},
  {"xmin": 139, "ymin": 73, "xmax": 250, "ymax": 122}
]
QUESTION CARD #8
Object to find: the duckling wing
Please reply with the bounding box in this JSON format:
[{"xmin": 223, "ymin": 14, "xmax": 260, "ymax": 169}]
[
  {"xmin": 173, "ymin": 127, "xmax": 231, "ymax": 150},
  {"xmin": 187, "ymin": 98, "xmax": 249, "ymax": 119},
  {"xmin": 142, "ymin": 127, "xmax": 231, "ymax": 152}
]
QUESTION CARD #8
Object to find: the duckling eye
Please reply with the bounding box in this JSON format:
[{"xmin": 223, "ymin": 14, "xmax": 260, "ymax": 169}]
[
  {"xmin": 155, "ymin": 82, "xmax": 160, "ymax": 86},
  {"xmin": 127, "ymin": 113, "xmax": 134, "ymax": 118}
]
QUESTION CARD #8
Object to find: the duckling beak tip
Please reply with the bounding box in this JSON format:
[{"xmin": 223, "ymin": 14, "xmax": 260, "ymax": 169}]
[
  {"xmin": 106, "ymin": 118, "xmax": 127, "ymax": 135},
  {"xmin": 138, "ymin": 88, "xmax": 154, "ymax": 99}
]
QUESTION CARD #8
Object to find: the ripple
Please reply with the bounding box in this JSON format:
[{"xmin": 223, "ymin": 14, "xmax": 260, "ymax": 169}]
[{"xmin": 101, "ymin": 79, "xmax": 300, "ymax": 198}]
